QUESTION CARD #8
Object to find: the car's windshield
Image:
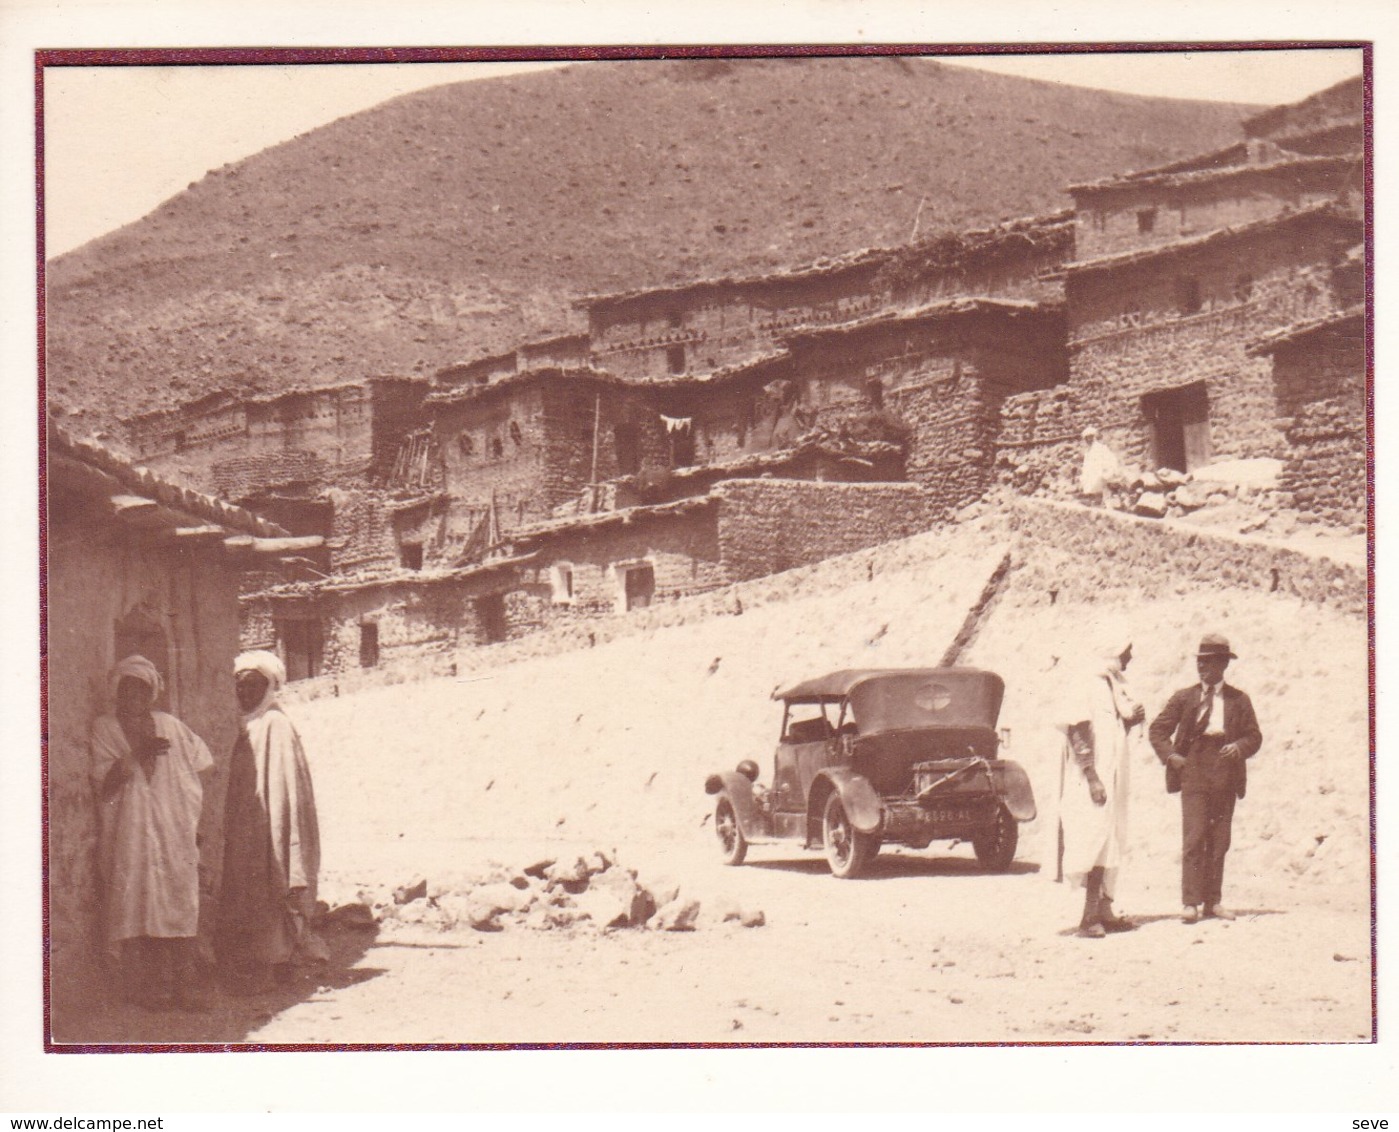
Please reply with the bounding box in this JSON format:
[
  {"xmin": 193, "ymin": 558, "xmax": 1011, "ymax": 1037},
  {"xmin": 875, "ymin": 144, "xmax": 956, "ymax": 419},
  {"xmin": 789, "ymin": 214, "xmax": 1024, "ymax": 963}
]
[{"xmin": 783, "ymin": 703, "xmax": 834, "ymax": 744}]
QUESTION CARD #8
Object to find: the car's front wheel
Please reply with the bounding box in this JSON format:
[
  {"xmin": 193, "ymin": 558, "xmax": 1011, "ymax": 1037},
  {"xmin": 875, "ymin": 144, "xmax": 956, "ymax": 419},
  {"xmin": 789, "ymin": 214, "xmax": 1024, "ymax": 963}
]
[
  {"xmin": 972, "ymin": 803, "xmax": 1018, "ymax": 872},
  {"xmin": 823, "ymin": 792, "xmax": 878, "ymax": 879},
  {"xmin": 715, "ymin": 795, "xmax": 748, "ymax": 866}
]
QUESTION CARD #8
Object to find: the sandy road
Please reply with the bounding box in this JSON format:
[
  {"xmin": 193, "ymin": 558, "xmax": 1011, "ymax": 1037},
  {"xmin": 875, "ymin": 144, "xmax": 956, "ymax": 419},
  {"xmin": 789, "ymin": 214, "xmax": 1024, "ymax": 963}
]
[{"xmin": 245, "ymin": 833, "xmax": 1371, "ymax": 1046}]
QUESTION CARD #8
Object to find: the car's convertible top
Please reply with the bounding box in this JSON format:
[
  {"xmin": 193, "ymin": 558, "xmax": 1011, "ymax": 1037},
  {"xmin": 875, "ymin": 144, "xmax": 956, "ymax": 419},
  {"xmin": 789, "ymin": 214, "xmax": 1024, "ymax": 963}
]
[{"xmin": 774, "ymin": 668, "xmax": 1004, "ymax": 735}]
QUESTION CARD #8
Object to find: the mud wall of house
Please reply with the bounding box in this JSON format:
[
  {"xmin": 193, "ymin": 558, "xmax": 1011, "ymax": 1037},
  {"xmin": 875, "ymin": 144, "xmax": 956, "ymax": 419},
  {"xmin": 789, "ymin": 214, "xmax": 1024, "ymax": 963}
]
[
  {"xmin": 159, "ymin": 388, "xmax": 370, "ymax": 498},
  {"xmin": 519, "ymin": 507, "xmax": 726, "ymax": 623},
  {"xmin": 326, "ymin": 487, "xmax": 399, "ymax": 571},
  {"xmin": 432, "ymin": 387, "xmax": 551, "ymax": 533},
  {"xmin": 1271, "ymin": 328, "xmax": 1366, "ymax": 418},
  {"xmin": 1281, "ymin": 397, "xmax": 1367, "ymax": 528},
  {"xmin": 883, "ymin": 227, "xmax": 1072, "ymax": 309},
  {"xmin": 539, "ymin": 385, "xmax": 672, "ymax": 505},
  {"xmin": 127, "ymin": 400, "xmax": 247, "ymax": 462},
  {"xmin": 47, "ymin": 517, "xmax": 242, "ymax": 998},
  {"xmin": 587, "ymin": 266, "xmax": 887, "ymax": 381},
  {"xmin": 1065, "ymin": 226, "xmax": 1350, "ymax": 473},
  {"xmin": 1072, "ymin": 161, "xmax": 1358, "ymax": 260},
  {"xmin": 318, "ymin": 581, "xmax": 494, "ymax": 674},
  {"xmin": 369, "ymin": 378, "xmax": 430, "ymax": 481},
  {"xmin": 1007, "ymin": 497, "xmax": 1365, "ymax": 615},
  {"xmin": 715, "ymin": 478, "xmax": 946, "ymax": 581},
  {"xmin": 995, "ymin": 386, "xmax": 1083, "ymax": 496}
]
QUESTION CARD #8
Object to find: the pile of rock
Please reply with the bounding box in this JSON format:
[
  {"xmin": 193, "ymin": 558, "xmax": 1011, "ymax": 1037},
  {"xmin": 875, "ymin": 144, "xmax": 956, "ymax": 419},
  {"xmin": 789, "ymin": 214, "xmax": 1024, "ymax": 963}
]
[{"xmin": 322, "ymin": 851, "xmax": 765, "ymax": 936}]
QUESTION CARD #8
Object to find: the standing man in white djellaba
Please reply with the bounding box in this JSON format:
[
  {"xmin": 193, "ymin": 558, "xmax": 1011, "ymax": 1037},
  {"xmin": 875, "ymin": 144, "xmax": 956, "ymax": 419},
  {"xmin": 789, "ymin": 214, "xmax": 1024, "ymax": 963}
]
[
  {"xmin": 1057, "ymin": 631, "xmax": 1145, "ymax": 938},
  {"xmin": 90, "ymin": 654, "xmax": 215, "ymax": 1009},
  {"xmin": 219, "ymin": 650, "xmax": 325, "ymax": 994}
]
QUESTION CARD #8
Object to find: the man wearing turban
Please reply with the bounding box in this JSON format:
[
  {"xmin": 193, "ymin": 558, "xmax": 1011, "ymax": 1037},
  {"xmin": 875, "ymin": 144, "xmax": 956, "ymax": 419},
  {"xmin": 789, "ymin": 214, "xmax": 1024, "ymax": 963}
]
[
  {"xmin": 1057, "ymin": 630, "xmax": 1144, "ymax": 938},
  {"xmin": 218, "ymin": 651, "xmax": 324, "ymax": 992},
  {"xmin": 90, "ymin": 654, "xmax": 215, "ymax": 1009}
]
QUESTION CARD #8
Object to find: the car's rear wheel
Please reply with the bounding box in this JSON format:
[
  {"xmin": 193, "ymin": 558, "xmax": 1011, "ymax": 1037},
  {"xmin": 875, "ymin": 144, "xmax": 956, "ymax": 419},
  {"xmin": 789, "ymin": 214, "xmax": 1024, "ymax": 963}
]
[
  {"xmin": 972, "ymin": 804, "xmax": 1018, "ymax": 872},
  {"xmin": 823, "ymin": 792, "xmax": 878, "ymax": 879},
  {"xmin": 715, "ymin": 796, "xmax": 748, "ymax": 866}
]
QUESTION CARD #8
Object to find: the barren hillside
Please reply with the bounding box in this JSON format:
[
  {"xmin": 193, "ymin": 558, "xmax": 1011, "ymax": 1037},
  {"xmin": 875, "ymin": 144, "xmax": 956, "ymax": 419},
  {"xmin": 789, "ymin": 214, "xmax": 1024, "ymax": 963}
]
[{"xmin": 46, "ymin": 57, "xmax": 1250, "ymax": 430}]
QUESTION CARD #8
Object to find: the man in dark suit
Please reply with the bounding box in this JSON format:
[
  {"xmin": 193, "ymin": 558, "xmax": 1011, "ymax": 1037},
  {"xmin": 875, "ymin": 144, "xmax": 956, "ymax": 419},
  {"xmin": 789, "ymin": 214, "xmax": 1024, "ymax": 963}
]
[{"xmin": 1148, "ymin": 634, "xmax": 1263, "ymax": 923}]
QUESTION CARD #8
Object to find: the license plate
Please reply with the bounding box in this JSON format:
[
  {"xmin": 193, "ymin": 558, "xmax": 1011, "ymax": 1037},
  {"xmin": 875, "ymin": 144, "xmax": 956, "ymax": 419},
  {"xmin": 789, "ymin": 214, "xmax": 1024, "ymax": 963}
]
[{"xmin": 929, "ymin": 808, "xmax": 976, "ymax": 825}]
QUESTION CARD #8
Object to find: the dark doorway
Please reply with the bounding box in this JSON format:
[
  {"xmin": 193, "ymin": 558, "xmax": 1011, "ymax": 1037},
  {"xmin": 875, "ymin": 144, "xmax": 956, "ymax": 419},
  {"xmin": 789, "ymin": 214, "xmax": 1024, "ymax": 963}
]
[
  {"xmin": 1142, "ymin": 382, "xmax": 1211, "ymax": 473},
  {"xmin": 614, "ymin": 423, "xmax": 640, "ymax": 476},
  {"xmin": 113, "ymin": 608, "xmax": 170, "ymax": 709},
  {"xmin": 400, "ymin": 541, "xmax": 424, "ymax": 570},
  {"xmin": 277, "ymin": 619, "xmax": 323, "ymax": 682},
  {"xmin": 476, "ymin": 593, "xmax": 508, "ymax": 644},
  {"xmin": 668, "ymin": 424, "xmax": 696, "ymax": 468},
  {"xmin": 621, "ymin": 563, "xmax": 655, "ymax": 611},
  {"xmin": 359, "ymin": 622, "xmax": 380, "ymax": 669}
]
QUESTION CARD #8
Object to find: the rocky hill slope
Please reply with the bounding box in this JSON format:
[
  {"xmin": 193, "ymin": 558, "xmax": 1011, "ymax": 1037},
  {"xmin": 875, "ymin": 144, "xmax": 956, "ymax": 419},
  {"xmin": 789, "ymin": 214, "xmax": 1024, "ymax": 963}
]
[{"xmin": 46, "ymin": 57, "xmax": 1249, "ymax": 431}]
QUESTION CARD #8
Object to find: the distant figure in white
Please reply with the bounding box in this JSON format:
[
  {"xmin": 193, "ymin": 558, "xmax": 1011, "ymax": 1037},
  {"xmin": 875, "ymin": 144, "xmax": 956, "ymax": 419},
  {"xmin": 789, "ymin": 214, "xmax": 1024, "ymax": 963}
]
[
  {"xmin": 1057, "ymin": 632, "xmax": 1144, "ymax": 939},
  {"xmin": 1078, "ymin": 425, "xmax": 1125, "ymax": 508},
  {"xmin": 90, "ymin": 654, "xmax": 215, "ymax": 1009},
  {"xmin": 219, "ymin": 650, "xmax": 325, "ymax": 994}
]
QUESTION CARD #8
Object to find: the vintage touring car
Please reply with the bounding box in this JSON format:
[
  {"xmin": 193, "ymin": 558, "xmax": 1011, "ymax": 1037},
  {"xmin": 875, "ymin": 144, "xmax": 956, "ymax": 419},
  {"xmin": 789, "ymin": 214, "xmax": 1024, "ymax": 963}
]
[{"xmin": 704, "ymin": 668, "xmax": 1036, "ymax": 878}]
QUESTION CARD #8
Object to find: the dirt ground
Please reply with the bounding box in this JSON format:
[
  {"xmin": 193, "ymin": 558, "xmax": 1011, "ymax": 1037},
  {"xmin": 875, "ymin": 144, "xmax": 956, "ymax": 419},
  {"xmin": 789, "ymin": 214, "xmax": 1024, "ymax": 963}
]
[{"xmin": 51, "ymin": 519, "xmax": 1372, "ymax": 1047}]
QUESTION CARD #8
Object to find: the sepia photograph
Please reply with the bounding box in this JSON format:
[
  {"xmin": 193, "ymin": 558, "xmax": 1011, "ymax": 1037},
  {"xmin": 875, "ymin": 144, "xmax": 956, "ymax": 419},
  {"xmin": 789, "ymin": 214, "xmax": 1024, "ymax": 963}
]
[{"xmin": 34, "ymin": 40, "xmax": 1373, "ymax": 1058}]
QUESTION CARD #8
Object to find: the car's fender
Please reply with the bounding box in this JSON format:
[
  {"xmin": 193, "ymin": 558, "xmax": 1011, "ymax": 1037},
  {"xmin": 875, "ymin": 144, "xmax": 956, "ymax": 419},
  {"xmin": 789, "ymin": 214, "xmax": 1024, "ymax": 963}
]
[
  {"xmin": 811, "ymin": 767, "xmax": 883, "ymax": 835},
  {"xmin": 704, "ymin": 771, "xmax": 773, "ymax": 840},
  {"xmin": 991, "ymin": 759, "xmax": 1037, "ymax": 822}
]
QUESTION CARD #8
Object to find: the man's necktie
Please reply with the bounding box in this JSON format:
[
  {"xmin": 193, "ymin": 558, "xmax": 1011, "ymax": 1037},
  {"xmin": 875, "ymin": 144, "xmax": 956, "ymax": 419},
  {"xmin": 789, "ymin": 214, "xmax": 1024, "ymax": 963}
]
[{"xmin": 1197, "ymin": 685, "xmax": 1216, "ymax": 733}]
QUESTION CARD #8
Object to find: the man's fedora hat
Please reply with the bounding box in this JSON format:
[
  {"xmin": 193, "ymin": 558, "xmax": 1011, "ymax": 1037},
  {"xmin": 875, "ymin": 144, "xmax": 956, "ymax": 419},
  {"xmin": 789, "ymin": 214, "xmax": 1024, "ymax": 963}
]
[{"xmin": 1197, "ymin": 633, "xmax": 1237, "ymax": 660}]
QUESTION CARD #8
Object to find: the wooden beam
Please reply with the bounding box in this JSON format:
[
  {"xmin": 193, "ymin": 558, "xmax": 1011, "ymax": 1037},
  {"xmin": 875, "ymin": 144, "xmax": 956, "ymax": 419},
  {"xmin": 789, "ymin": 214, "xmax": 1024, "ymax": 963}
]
[
  {"xmin": 110, "ymin": 494, "xmax": 158, "ymax": 519},
  {"xmin": 169, "ymin": 525, "xmax": 226, "ymax": 540},
  {"xmin": 223, "ymin": 535, "xmax": 326, "ymax": 556}
]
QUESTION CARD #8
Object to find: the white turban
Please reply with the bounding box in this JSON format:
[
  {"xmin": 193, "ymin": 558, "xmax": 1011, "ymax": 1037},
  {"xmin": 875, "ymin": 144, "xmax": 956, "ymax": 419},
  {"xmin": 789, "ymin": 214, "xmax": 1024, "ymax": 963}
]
[
  {"xmin": 109, "ymin": 654, "xmax": 163, "ymax": 701},
  {"xmin": 236, "ymin": 650, "xmax": 286, "ymax": 720}
]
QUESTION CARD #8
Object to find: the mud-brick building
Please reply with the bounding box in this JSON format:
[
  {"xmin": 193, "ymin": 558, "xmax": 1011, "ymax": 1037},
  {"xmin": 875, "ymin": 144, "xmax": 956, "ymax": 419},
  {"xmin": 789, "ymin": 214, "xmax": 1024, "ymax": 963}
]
[
  {"xmin": 577, "ymin": 212, "xmax": 1071, "ymax": 382},
  {"xmin": 1057, "ymin": 204, "xmax": 1361, "ymax": 476},
  {"xmin": 46, "ymin": 414, "xmax": 321, "ymax": 1003},
  {"xmin": 1248, "ymin": 303, "xmax": 1368, "ymax": 527},
  {"xmin": 997, "ymin": 75, "xmax": 1364, "ymax": 497},
  {"xmin": 774, "ymin": 298, "xmax": 1066, "ymax": 511},
  {"xmin": 123, "ymin": 377, "xmax": 429, "ymax": 554}
]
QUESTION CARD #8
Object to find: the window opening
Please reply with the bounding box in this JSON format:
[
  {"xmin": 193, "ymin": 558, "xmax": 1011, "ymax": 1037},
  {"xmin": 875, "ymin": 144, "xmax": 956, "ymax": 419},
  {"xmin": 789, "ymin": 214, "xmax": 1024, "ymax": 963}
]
[
  {"xmin": 1137, "ymin": 208, "xmax": 1157, "ymax": 234},
  {"xmin": 1176, "ymin": 276, "xmax": 1203, "ymax": 315}
]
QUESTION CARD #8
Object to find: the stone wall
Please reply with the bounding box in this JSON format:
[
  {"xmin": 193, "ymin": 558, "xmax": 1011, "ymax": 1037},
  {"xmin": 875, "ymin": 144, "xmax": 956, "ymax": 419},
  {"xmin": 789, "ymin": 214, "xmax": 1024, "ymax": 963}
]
[
  {"xmin": 140, "ymin": 385, "xmax": 374, "ymax": 501},
  {"xmin": 994, "ymin": 385, "xmax": 1082, "ymax": 496},
  {"xmin": 327, "ymin": 487, "xmax": 399, "ymax": 571},
  {"xmin": 432, "ymin": 386, "xmax": 551, "ymax": 530},
  {"xmin": 1007, "ymin": 497, "xmax": 1365, "ymax": 616},
  {"xmin": 1065, "ymin": 220, "xmax": 1353, "ymax": 474},
  {"xmin": 48, "ymin": 515, "xmax": 244, "ymax": 1002},
  {"xmin": 1282, "ymin": 397, "xmax": 1368, "ymax": 529},
  {"xmin": 518, "ymin": 505, "xmax": 726, "ymax": 623},
  {"xmin": 1071, "ymin": 158, "xmax": 1358, "ymax": 261},
  {"xmin": 714, "ymin": 478, "xmax": 948, "ymax": 582}
]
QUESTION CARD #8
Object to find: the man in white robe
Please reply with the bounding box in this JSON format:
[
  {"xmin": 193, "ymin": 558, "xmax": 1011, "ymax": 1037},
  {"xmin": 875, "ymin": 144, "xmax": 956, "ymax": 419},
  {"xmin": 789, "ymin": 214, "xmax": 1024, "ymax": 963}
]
[
  {"xmin": 1057, "ymin": 634, "xmax": 1144, "ymax": 938},
  {"xmin": 89, "ymin": 654, "xmax": 214, "ymax": 1008},
  {"xmin": 219, "ymin": 650, "xmax": 324, "ymax": 993}
]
